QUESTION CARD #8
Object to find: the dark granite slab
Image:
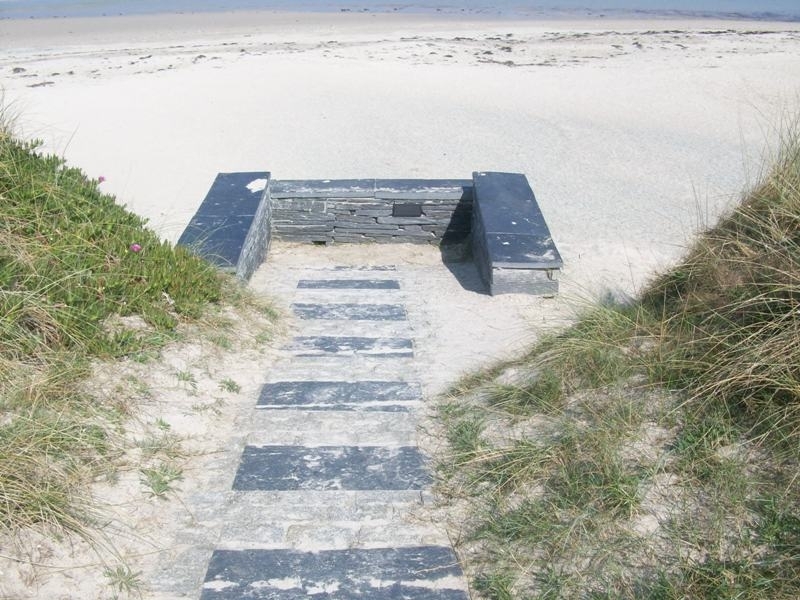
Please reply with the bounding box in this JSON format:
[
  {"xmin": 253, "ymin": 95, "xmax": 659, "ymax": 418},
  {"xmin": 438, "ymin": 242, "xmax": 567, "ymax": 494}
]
[
  {"xmin": 178, "ymin": 215, "xmax": 255, "ymax": 269},
  {"xmin": 486, "ymin": 233, "xmax": 563, "ymax": 269},
  {"xmin": 292, "ymin": 303, "xmax": 407, "ymax": 321},
  {"xmin": 270, "ymin": 179, "xmax": 375, "ymax": 199},
  {"xmin": 193, "ymin": 172, "xmax": 269, "ymax": 217},
  {"xmin": 177, "ymin": 172, "xmax": 271, "ymax": 278},
  {"xmin": 257, "ymin": 380, "xmax": 422, "ymax": 411},
  {"xmin": 472, "ymin": 171, "xmax": 550, "ymax": 235},
  {"xmin": 232, "ymin": 445, "xmax": 431, "ymax": 490},
  {"xmin": 297, "ymin": 279, "xmax": 400, "ymax": 290},
  {"xmin": 201, "ymin": 546, "xmax": 467, "ymax": 600},
  {"xmin": 286, "ymin": 336, "xmax": 413, "ymax": 358}
]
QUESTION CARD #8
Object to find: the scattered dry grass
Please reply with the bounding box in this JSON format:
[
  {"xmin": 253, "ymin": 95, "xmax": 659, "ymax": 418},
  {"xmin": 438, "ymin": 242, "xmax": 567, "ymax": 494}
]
[{"xmin": 436, "ymin": 120, "xmax": 800, "ymax": 598}]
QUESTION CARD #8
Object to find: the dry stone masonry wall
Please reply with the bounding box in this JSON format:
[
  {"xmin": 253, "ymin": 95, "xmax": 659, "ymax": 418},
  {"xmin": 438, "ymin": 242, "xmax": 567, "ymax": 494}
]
[{"xmin": 270, "ymin": 179, "xmax": 473, "ymax": 245}]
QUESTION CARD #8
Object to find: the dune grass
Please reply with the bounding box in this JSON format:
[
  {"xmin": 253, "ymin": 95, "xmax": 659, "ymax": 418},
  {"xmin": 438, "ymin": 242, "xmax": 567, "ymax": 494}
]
[
  {"xmin": 0, "ymin": 125, "xmax": 247, "ymax": 540},
  {"xmin": 437, "ymin": 123, "xmax": 800, "ymax": 598}
]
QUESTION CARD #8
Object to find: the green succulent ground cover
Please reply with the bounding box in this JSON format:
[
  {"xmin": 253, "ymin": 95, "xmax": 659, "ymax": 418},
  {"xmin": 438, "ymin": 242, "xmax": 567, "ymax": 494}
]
[{"xmin": 0, "ymin": 127, "xmax": 233, "ymax": 536}]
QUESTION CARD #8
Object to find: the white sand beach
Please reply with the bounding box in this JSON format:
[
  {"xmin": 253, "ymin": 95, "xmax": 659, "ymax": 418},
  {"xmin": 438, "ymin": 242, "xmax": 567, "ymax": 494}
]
[
  {"xmin": 4, "ymin": 12, "xmax": 800, "ymax": 297},
  {"xmin": 1, "ymin": 11, "xmax": 800, "ymax": 599}
]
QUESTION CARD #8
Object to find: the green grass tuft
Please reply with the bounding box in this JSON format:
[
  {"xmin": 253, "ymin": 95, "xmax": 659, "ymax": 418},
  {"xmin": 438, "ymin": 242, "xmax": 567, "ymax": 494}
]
[
  {"xmin": 436, "ymin": 119, "xmax": 800, "ymax": 598},
  {"xmin": 0, "ymin": 124, "xmax": 245, "ymax": 538}
]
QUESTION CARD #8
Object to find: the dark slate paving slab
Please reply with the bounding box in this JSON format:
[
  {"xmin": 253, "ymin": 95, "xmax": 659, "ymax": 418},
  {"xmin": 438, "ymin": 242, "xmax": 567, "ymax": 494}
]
[
  {"xmin": 297, "ymin": 279, "xmax": 400, "ymax": 290},
  {"xmin": 472, "ymin": 171, "xmax": 550, "ymax": 235},
  {"xmin": 270, "ymin": 179, "xmax": 375, "ymax": 199},
  {"xmin": 292, "ymin": 303, "xmax": 407, "ymax": 321},
  {"xmin": 232, "ymin": 445, "xmax": 432, "ymax": 491},
  {"xmin": 286, "ymin": 336, "xmax": 413, "ymax": 358},
  {"xmin": 257, "ymin": 381, "xmax": 422, "ymax": 411},
  {"xmin": 201, "ymin": 546, "xmax": 467, "ymax": 599},
  {"xmin": 486, "ymin": 233, "xmax": 563, "ymax": 269}
]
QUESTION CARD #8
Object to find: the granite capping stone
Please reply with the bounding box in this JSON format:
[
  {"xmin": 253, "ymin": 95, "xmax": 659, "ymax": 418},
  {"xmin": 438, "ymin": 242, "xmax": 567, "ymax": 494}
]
[
  {"xmin": 177, "ymin": 171, "xmax": 270, "ymax": 280},
  {"xmin": 270, "ymin": 179, "xmax": 375, "ymax": 199},
  {"xmin": 471, "ymin": 171, "xmax": 562, "ymax": 296}
]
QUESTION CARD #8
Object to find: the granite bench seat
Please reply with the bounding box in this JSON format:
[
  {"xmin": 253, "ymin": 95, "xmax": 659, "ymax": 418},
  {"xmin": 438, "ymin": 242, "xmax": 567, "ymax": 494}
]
[{"xmin": 471, "ymin": 171, "xmax": 562, "ymax": 295}]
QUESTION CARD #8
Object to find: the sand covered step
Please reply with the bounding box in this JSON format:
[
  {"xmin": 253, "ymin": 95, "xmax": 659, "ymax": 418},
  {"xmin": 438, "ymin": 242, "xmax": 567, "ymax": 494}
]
[
  {"xmin": 207, "ymin": 490, "xmax": 449, "ymax": 550},
  {"xmin": 246, "ymin": 411, "xmax": 418, "ymax": 446},
  {"xmin": 297, "ymin": 279, "xmax": 400, "ymax": 290},
  {"xmin": 285, "ymin": 336, "xmax": 413, "ymax": 358},
  {"xmin": 258, "ymin": 381, "xmax": 421, "ymax": 411},
  {"xmin": 292, "ymin": 303, "xmax": 407, "ymax": 321},
  {"xmin": 232, "ymin": 446, "xmax": 431, "ymax": 491},
  {"xmin": 263, "ymin": 357, "xmax": 417, "ymax": 382},
  {"xmin": 201, "ymin": 546, "xmax": 468, "ymax": 599},
  {"xmin": 287, "ymin": 320, "xmax": 413, "ymax": 342}
]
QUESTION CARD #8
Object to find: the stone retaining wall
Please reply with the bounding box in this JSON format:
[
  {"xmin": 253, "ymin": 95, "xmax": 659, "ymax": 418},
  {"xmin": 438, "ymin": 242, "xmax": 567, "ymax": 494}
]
[{"xmin": 270, "ymin": 179, "xmax": 473, "ymax": 245}]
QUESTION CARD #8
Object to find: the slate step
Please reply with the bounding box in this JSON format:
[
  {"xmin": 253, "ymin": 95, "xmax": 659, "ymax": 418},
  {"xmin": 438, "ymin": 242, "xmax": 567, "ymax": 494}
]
[
  {"xmin": 232, "ymin": 445, "xmax": 431, "ymax": 491},
  {"xmin": 257, "ymin": 381, "xmax": 422, "ymax": 412},
  {"xmin": 201, "ymin": 546, "xmax": 468, "ymax": 600},
  {"xmin": 246, "ymin": 411, "xmax": 418, "ymax": 446},
  {"xmin": 292, "ymin": 303, "xmax": 407, "ymax": 321},
  {"xmin": 297, "ymin": 279, "xmax": 400, "ymax": 290},
  {"xmin": 286, "ymin": 336, "xmax": 414, "ymax": 358}
]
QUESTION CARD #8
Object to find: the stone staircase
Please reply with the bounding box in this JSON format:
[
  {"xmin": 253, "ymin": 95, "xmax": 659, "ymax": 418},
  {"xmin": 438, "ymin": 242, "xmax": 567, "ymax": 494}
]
[{"xmin": 198, "ymin": 265, "xmax": 469, "ymax": 599}]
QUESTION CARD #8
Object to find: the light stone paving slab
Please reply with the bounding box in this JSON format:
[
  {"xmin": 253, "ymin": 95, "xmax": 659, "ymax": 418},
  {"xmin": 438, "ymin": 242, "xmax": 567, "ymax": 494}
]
[
  {"xmin": 245, "ymin": 411, "xmax": 418, "ymax": 446},
  {"xmin": 262, "ymin": 357, "xmax": 417, "ymax": 381},
  {"xmin": 289, "ymin": 319, "xmax": 412, "ymax": 339}
]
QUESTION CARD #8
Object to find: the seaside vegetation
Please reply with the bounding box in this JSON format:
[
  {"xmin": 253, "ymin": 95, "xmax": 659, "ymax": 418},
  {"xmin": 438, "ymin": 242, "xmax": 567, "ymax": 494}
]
[
  {"xmin": 437, "ymin": 122, "xmax": 800, "ymax": 599},
  {"xmin": 0, "ymin": 122, "xmax": 257, "ymax": 541}
]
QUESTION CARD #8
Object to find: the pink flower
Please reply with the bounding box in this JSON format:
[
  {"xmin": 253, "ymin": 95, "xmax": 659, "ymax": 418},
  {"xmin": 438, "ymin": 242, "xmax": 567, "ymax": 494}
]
[
  {"xmin": 129, "ymin": 243, "xmax": 142, "ymax": 253},
  {"xmin": 98, "ymin": 175, "xmax": 106, "ymax": 183}
]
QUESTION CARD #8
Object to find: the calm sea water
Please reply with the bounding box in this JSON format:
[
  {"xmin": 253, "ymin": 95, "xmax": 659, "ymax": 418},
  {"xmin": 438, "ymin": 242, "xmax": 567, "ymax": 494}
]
[{"xmin": 0, "ymin": 0, "xmax": 798, "ymax": 21}]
